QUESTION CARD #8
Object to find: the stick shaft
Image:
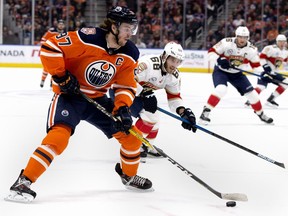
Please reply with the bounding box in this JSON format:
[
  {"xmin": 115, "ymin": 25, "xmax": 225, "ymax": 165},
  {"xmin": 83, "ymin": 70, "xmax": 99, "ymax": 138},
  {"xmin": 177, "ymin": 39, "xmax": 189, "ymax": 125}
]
[
  {"xmin": 275, "ymin": 72, "xmax": 288, "ymax": 77},
  {"xmin": 157, "ymin": 107, "xmax": 285, "ymax": 169},
  {"xmin": 240, "ymin": 69, "xmax": 288, "ymax": 86}
]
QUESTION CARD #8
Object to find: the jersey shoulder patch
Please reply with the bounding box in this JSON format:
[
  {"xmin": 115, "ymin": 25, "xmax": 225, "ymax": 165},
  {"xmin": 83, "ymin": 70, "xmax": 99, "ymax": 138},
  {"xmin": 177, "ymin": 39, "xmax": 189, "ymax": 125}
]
[
  {"xmin": 138, "ymin": 62, "xmax": 148, "ymax": 71},
  {"xmin": 80, "ymin": 27, "xmax": 97, "ymax": 35},
  {"xmin": 78, "ymin": 27, "xmax": 106, "ymax": 48}
]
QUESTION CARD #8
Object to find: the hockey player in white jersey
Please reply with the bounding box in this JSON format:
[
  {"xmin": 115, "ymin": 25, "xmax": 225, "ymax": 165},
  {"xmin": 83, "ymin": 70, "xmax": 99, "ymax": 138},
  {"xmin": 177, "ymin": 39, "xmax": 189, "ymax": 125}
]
[
  {"xmin": 245, "ymin": 34, "xmax": 288, "ymax": 107},
  {"xmin": 131, "ymin": 42, "xmax": 197, "ymax": 158},
  {"xmin": 199, "ymin": 26, "xmax": 273, "ymax": 125}
]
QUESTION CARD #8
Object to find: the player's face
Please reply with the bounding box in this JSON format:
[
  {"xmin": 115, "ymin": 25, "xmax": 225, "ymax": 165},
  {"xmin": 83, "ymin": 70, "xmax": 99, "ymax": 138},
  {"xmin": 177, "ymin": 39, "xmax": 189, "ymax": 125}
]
[
  {"xmin": 164, "ymin": 56, "xmax": 182, "ymax": 73},
  {"xmin": 57, "ymin": 23, "xmax": 65, "ymax": 31},
  {"xmin": 277, "ymin": 40, "xmax": 286, "ymax": 50},
  {"xmin": 117, "ymin": 23, "xmax": 138, "ymax": 46},
  {"xmin": 236, "ymin": 36, "xmax": 248, "ymax": 47}
]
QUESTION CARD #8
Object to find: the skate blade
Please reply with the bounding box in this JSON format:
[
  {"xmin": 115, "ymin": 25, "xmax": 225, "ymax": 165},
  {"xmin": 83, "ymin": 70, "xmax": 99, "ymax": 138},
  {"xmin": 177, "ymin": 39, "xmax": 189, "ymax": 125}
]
[
  {"xmin": 125, "ymin": 185, "xmax": 155, "ymax": 192},
  {"xmin": 4, "ymin": 191, "xmax": 34, "ymax": 203},
  {"xmin": 265, "ymin": 102, "xmax": 278, "ymax": 108},
  {"xmin": 259, "ymin": 118, "xmax": 274, "ymax": 125},
  {"xmin": 262, "ymin": 120, "xmax": 274, "ymax": 125},
  {"xmin": 146, "ymin": 154, "xmax": 164, "ymax": 159},
  {"xmin": 198, "ymin": 119, "xmax": 209, "ymax": 126},
  {"xmin": 140, "ymin": 153, "xmax": 163, "ymax": 163}
]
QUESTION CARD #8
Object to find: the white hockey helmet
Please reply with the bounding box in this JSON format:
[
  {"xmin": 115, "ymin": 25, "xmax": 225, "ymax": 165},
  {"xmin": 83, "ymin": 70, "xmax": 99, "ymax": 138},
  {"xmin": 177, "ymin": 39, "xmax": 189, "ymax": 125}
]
[
  {"xmin": 235, "ymin": 26, "xmax": 250, "ymax": 38},
  {"xmin": 276, "ymin": 34, "xmax": 287, "ymax": 42},
  {"xmin": 163, "ymin": 41, "xmax": 185, "ymax": 62}
]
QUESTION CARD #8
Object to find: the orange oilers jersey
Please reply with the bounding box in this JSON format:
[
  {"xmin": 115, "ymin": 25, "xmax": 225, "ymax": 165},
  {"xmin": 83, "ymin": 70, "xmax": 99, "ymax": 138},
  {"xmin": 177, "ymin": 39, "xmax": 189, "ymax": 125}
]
[{"xmin": 40, "ymin": 27, "xmax": 139, "ymax": 111}]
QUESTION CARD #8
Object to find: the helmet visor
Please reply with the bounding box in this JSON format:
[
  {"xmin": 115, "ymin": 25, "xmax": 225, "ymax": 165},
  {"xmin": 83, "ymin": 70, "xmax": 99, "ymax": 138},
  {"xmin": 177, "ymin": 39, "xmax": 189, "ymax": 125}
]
[{"xmin": 118, "ymin": 23, "xmax": 138, "ymax": 35}]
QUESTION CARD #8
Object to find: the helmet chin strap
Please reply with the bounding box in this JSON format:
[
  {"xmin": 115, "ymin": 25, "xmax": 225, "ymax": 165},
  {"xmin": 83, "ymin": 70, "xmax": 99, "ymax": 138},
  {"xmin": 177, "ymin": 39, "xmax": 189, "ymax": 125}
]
[
  {"xmin": 107, "ymin": 27, "xmax": 121, "ymax": 55},
  {"xmin": 161, "ymin": 65, "xmax": 167, "ymax": 73},
  {"xmin": 160, "ymin": 54, "xmax": 168, "ymax": 75},
  {"xmin": 110, "ymin": 24, "xmax": 120, "ymax": 46},
  {"xmin": 111, "ymin": 30, "xmax": 120, "ymax": 45}
]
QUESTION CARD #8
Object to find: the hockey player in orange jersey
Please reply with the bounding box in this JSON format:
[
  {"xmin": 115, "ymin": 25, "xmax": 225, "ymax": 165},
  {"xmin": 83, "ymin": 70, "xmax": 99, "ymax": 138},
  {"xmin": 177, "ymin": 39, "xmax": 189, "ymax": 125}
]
[
  {"xmin": 6, "ymin": 6, "xmax": 153, "ymax": 203},
  {"xmin": 39, "ymin": 19, "xmax": 66, "ymax": 88}
]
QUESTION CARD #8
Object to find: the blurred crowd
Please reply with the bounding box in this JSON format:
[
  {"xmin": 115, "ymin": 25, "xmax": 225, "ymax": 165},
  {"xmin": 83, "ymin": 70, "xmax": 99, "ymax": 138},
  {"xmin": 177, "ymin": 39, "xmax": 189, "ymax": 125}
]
[
  {"xmin": 134, "ymin": 0, "xmax": 288, "ymax": 50},
  {"xmin": 203, "ymin": 0, "xmax": 288, "ymax": 50},
  {"xmin": 3, "ymin": 0, "xmax": 87, "ymax": 45},
  {"xmin": 136, "ymin": 0, "xmax": 215, "ymax": 49},
  {"xmin": 2, "ymin": 0, "xmax": 288, "ymax": 50}
]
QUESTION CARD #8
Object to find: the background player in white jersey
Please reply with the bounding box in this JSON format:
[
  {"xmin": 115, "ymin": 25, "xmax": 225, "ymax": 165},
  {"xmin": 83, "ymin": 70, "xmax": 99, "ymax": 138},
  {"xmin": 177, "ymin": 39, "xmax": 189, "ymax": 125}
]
[
  {"xmin": 245, "ymin": 34, "xmax": 288, "ymax": 107},
  {"xmin": 199, "ymin": 26, "xmax": 273, "ymax": 125},
  {"xmin": 131, "ymin": 42, "xmax": 197, "ymax": 158}
]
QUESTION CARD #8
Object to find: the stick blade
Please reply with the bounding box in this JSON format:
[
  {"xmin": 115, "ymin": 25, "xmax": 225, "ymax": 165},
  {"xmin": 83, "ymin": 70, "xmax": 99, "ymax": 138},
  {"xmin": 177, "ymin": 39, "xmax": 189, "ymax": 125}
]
[
  {"xmin": 277, "ymin": 162, "xmax": 285, "ymax": 169},
  {"xmin": 221, "ymin": 193, "xmax": 248, "ymax": 202}
]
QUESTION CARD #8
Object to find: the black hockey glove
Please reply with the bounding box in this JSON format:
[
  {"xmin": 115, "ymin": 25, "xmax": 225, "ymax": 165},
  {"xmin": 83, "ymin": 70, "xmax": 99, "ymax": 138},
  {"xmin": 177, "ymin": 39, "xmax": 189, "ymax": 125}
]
[
  {"xmin": 263, "ymin": 64, "xmax": 272, "ymax": 74},
  {"xmin": 260, "ymin": 71, "xmax": 273, "ymax": 83},
  {"xmin": 177, "ymin": 107, "xmax": 197, "ymax": 133},
  {"xmin": 217, "ymin": 57, "xmax": 230, "ymax": 70},
  {"xmin": 141, "ymin": 90, "xmax": 157, "ymax": 113},
  {"xmin": 53, "ymin": 71, "xmax": 80, "ymax": 95},
  {"xmin": 113, "ymin": 106, "xmax": 133, "ymax": 134}
]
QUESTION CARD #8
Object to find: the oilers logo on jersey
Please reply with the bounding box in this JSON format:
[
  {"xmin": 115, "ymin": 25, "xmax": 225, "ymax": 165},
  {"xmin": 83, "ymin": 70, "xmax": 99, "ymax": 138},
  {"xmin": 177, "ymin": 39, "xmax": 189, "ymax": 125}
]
[{"xmin": 86, "ymin": 61, "xmax": 116, "ymax": 87}]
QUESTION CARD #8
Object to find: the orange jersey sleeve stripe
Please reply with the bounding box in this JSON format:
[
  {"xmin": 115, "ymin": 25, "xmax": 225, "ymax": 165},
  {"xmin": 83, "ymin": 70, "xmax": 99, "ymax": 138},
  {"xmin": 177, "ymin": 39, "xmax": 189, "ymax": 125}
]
[
  {"xmin": 113, "ymin": 89, "xmax": 135, "ymax": 111},
  {"xmin": 47, "ymin": 94, "xmax": 59, "ymax": 128}
]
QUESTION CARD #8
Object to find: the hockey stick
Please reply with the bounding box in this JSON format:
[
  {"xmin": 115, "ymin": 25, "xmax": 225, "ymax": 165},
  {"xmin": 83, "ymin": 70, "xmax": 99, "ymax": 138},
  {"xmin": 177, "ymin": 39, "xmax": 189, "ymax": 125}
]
[
  {"xmin": 240, "ymin": 69, "xmax": 288, "ymax": 86},
  {"xmin": 157, "ymin": 107, "xmax": 285, "ymax": 169},
  {"xmin": 80, "ymin": 92, "xmax": 248, "ymax": 201},
  {"xmin": 154, "ymin": 146, "xmax": 248, "ymax": 201},
  {"xmin": 275, "ymin": 72, "xmax": 288, "ymax": 77}
]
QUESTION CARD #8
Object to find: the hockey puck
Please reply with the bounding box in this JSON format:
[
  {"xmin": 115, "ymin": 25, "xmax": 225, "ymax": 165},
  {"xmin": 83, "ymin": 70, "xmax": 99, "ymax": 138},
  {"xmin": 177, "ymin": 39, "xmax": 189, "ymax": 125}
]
[{"xmin": 226, "ymin": 201, "xmax": 236, "ymax": 207}]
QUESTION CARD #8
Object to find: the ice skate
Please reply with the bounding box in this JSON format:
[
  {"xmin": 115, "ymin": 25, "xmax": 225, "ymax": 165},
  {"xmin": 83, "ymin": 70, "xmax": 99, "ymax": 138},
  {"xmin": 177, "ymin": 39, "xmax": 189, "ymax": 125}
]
[
  {"xmin": 266, "ymin": 94, "xmax": 279, "ymax": 107},
  {"xmin": 115, "ymin": 163, "xmax": 153, "ymax": 192},
  {"xmin": 255, "ymin": 111, "xmax": 273, "ymax": 124},
  {"xmin": 5, "ymin": 170, "xmax": 36, "ymax": 203},
  {"xmin": 199, "ymin": 106, "xmax": 211, "ymax": 125}
]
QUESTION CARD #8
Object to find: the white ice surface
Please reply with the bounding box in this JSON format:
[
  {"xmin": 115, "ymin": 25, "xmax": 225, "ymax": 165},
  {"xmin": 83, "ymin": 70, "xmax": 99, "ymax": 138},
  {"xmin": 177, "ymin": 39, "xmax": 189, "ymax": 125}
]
[{"xmin": 0, "ymin": 68, "xmax": 288, "ymax": 215}]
